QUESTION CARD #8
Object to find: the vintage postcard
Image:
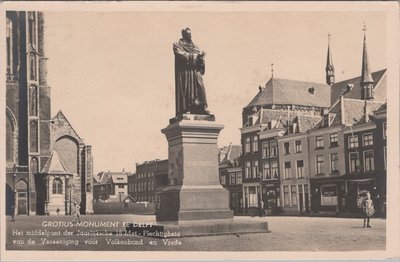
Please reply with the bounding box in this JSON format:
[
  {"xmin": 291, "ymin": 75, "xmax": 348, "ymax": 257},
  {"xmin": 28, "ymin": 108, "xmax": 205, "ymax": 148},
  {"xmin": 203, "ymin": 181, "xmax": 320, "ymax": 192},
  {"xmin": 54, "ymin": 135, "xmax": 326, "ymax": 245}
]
[{"xmin": 1, "ymin": 1, "xmax": 399, "ymax": 261}]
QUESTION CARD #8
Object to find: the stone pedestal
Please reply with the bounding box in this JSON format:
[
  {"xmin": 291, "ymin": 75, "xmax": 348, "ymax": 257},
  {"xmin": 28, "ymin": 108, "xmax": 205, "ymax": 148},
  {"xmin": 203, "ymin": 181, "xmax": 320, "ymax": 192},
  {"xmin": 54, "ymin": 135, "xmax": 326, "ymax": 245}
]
[{"xmin": 156, "ymin": 115, "xmax": 233, "ymax": 222}]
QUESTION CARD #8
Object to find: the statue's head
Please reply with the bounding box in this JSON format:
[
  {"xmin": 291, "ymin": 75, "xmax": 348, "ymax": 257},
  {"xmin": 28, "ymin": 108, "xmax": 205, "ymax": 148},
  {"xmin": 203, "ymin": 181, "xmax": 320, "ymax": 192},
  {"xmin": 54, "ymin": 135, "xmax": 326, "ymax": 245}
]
[{"xmin": 181, "ymin": 27, "xmax": 192, "ymax": 40}]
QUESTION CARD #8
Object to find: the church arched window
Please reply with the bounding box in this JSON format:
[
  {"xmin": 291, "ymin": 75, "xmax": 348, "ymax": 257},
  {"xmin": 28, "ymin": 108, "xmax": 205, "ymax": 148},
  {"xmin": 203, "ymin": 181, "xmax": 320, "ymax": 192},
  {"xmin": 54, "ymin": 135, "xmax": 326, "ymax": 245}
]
[{"xmin": 52, "ymin": 179, "xmax": 63, "ymax": 194}]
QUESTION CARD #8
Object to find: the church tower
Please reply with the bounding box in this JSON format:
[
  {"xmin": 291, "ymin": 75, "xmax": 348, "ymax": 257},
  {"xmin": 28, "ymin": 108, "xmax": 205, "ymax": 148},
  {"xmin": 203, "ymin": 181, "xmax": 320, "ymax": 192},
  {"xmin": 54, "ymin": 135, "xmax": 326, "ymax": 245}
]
[
  {"xmin": 325, "ymin": 33, "xmax": 335, "ymax": 86},
  {"xmin": 360, "ymin": 24, "xmax": 374, "ymax": 100}
]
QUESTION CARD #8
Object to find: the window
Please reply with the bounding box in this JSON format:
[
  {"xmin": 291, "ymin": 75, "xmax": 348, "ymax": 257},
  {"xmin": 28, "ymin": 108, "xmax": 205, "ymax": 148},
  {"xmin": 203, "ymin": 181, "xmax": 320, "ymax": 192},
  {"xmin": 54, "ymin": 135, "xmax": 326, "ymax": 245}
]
[
  {"xmin": 253, "ymin": 135, "xmax": 258, "ymax": 152},
  {"xmin": 28, "ymin": 12, "xmax": 36, "ymax": 46},
  {"xmin": 331, "ymin": 153, "xmax": 339, "ymax": 173},
  {"xmin": 284, "ymin": 162, "xmax": 291, "ymax": 179},
  {"xmin": 220, "ymin": 174, "xmax": 226, "ymax": 185},
  {"xmin": 245, "ymin": 137, "xmax": 251, "ymax": 154},
  {"xmin": 262, "ymin": 142, "xmax": 270, "ymax": 158},
  {"xmin": 271, "ymin": 141, "xmax": 278, "ymax": 157},
  {"xmin": 348, "ymin": 135, "xmax": 359, "ymax": 148},
  {"xmin": 30, "ymin": 120, "xmax": 38, "ymax": 153},
  {"xmin": 284, "ymin": 142, "xmax": 290, "ymax": 155},
  {"xmin": 349, "ymin": 152, "xmax": 360, "ymax": 173},
  {"xmin": 283, "ymin": 186, "xmax": 290, "ymax": 206},
  {"xmin": 230, "ymin": 173, "xmax": 236, "ymax": 185},
  {"xmin": 291, "ymin": 185, "xmax": 297, "ymax": 206},
  {"xmin": 118, "ymin": 185, "xmax": 124, "ymax": 188},
  {"xmin": 330, "ymin": 133, "xmax": 338, "ymax": 147},
  {"xmin": 52, "ymin": 179, "xmax": 63, "ymax": 194},
  {"xmin": 295, "ymin": 140, "xmax": 302, "ymax": 153},
  {"xmin": 263, "ymin": 162, "xmax": 271, "ymax": 179},
  {"xmin": 29, "ymin": 55, "xmax": 36, "ymax": 81},
  {"xmin": 6, "ymin": 17, "xmax": 13, "ymax": 74},
  {"xmin": 316, "ymin": 155, "xmax": 324, "ymax": 174},
  {"xmin": 364, "ymin": 150, "xmax": 375, "ymax": 172},
  {"xmin": 245, "ymin": 162, "xmax": 251, "ymax": 178},
  {"xmin": 363, "ymin": 133, "xmax": 373, "ymax": 146},
  {"xmin": 296, "ymin": 160, "xmax": 304, "ymax": 178},
  {"xmin": 253, "ymin": 161, "xmax": 259, "ymax": 178},
  {"xmin": 248, "ymin": 186, "xmax": 258, "ymax": 207},
  {"xmin": 272, "ymin": 161, "xmax": 279, "ymax": 179},
  {"xmin": 383, "ymin": 122, "xmax": 387, "ymax": 139},
  {"xmin": 316, "ymin": 136, "xmax": 324, "ymax": 148},
  {"xmin": 236, "ymin": 172, "xmax": 242, "ymax": 184}
]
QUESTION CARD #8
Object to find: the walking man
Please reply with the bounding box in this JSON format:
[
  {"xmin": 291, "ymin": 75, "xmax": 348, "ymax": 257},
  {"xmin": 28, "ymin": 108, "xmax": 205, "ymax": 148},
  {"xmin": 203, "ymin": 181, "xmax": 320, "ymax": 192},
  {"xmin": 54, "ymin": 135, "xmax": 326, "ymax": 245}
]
[
  {"xmin": 72, "ymin": 202, "xmax": 81, "ymax": 224},
  {"xmin": 362, "ymin": 192, "xmax": 374, "ymax": 228}
]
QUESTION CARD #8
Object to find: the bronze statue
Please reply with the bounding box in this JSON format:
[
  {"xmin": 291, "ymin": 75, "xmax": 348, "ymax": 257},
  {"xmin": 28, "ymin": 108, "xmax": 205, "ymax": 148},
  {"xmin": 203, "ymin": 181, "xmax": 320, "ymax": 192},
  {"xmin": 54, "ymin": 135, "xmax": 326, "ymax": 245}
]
[{"xmin": 173, "ymin": 28, "xmax": 210, "ymax": 116}]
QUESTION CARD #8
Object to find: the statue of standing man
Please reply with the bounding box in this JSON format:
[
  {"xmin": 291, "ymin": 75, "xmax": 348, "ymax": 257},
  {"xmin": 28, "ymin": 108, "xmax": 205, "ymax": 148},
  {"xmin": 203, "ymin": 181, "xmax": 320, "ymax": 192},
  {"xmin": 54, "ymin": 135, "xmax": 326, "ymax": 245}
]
[{"xmin": 173, "ymin": 28, "xmax": 210, "ymax": 116}]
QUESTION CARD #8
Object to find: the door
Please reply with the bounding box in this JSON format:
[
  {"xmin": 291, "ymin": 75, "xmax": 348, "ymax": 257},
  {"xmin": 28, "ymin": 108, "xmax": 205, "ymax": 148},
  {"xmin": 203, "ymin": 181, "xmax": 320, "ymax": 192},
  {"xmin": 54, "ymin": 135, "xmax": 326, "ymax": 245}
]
[
  {"xmin": 298, "ymin": 185, "xmax": 304, "ymax": 213},
  {"xmin": 304, "ymin": 184, "xmax": 310, "ymax": 213},
  {"xmin": 17, "ymin": 192, "xmax": 27, "ymax": 215}
]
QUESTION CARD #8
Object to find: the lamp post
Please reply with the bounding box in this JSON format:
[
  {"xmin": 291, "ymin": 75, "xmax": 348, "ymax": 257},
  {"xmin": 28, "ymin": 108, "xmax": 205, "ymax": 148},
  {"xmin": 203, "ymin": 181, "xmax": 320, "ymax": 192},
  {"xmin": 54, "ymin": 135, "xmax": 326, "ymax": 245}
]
[{"xmin": 11, "ymin": 163, "xmax": 17, "ymax": 222}]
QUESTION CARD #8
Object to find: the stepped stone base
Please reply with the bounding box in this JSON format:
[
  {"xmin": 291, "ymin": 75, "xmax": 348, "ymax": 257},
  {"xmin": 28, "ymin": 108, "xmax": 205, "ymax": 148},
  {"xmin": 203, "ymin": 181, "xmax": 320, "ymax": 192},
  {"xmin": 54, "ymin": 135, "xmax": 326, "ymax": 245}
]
[{"xmin": 126, "ymin": 218, "xmax": 269, "ymax": 238}]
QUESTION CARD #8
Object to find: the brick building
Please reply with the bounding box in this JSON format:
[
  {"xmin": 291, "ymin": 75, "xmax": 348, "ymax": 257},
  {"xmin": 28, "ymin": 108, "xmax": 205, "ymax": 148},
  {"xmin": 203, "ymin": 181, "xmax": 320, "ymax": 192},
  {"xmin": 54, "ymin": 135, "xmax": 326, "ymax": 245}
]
[
  {"xmin": 5, "ymin": 11, "xmax": 93, "ymax": 216},
  {"xmin": 128, "ymin": 159, "xmax": 168, "ymax": 203},
  {"xmin": 309, "ymin": 30, "xmax": 386, "ymax": 216},
  {"xmin": 241, "ymin": 78, "xmax": 330, "ymax": 215},
  {"xmin": 218, "ymin": 145, "xmax": 243, "ymax": 215}
]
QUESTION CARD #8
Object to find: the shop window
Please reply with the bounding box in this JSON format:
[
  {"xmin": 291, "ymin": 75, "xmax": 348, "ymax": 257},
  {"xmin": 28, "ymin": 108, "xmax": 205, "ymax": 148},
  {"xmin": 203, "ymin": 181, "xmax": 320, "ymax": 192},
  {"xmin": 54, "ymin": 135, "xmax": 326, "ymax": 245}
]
[
  {"xmin": 291, "ymin": 185, "xmax": 297, "ymax": 206},
  {"xmin": 283, "ymin": 186, "xmax": 290, "ymax": 206},
  {"xmin": 248, "ymin": 186, "xmax": 258, "ymax": 207}
]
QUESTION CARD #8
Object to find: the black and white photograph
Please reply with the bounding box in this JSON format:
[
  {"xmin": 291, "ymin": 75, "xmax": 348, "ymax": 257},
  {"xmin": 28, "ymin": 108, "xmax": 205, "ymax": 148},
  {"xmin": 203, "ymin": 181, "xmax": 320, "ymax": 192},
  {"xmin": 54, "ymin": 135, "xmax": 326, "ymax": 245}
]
[{"xmin": 1, "ymin": 1, "xmax": 399, "ymax": 261}]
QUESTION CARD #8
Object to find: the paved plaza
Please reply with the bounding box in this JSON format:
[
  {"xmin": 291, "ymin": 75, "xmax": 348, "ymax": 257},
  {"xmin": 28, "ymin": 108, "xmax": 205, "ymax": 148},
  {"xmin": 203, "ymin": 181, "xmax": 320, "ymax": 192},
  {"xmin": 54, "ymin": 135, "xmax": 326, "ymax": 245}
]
[{"xmin": 5, "ymin": 214, "xmax": 385, "ymax": 251}]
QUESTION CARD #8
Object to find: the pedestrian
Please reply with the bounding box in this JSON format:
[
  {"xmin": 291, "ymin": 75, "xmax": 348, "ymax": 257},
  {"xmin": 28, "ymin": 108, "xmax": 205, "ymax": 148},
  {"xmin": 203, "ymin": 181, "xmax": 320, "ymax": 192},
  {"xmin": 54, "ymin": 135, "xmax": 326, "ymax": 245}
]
[
  {"xmin": 362, "ymin": 192, "xmax": 374, "ymax": 228},
  {"xmin": 72, "ymin": 202, "xmax": 81, "ymax": 224},
  {"xmin": 259, "ymin": 200, "xmax": 265, "ymax": 217}
]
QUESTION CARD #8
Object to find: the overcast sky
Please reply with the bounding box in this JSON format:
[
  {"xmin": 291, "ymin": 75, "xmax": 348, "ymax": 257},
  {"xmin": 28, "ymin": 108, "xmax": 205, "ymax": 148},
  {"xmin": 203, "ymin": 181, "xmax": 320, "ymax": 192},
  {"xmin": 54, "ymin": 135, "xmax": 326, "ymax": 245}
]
[{"xmin": 43, "ymin": 10, "xmax": 387, "ymax": 174}]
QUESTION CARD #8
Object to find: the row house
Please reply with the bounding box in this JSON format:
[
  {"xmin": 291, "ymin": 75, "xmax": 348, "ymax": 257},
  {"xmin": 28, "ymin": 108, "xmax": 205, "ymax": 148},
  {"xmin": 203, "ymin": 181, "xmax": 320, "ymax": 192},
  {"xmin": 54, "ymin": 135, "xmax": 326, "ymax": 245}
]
[
  {"xmin": 218, "ymin": 145, "xmax": 243, "ymax": 215},
  {"xmin": 128, "ymin": 159, "xmax": 168, "ymax": 203},
  {"xmin": 93, "ymin": 171, "xmax": 130, "ymax": 202},
  {"xmin": 239, "ymin": 28, "xmax": 386, "ymax": 216},
  {"xmin": 277, "ymin": 114, "xmax": 321, "ymax": 214},
  {"xmin": 309, "ymin": 29, "xmax": 386, "ymax": 216},
  {"xmin": 241, "ymin": 77, "xmax": 330, "ymax": 215}
]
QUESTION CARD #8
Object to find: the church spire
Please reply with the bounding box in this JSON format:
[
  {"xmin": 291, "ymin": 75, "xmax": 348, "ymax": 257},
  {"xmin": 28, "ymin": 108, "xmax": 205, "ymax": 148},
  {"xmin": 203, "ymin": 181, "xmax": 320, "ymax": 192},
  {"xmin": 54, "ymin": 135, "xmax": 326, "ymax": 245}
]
[
  {"xmin": 325, "ymin": 33, "xmax": 335, "ymax": 86},
  {"xmin": 360, "ymin": 24, "xmax": 374, "ymax": 100}
]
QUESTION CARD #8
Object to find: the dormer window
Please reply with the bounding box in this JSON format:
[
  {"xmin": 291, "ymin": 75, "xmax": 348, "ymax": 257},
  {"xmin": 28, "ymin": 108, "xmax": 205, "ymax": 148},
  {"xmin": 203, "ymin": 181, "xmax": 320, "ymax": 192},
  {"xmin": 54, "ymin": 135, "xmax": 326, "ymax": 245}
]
[{"xmin": 308, "ymin": 87, "xmax": 315, "ymax": 94}]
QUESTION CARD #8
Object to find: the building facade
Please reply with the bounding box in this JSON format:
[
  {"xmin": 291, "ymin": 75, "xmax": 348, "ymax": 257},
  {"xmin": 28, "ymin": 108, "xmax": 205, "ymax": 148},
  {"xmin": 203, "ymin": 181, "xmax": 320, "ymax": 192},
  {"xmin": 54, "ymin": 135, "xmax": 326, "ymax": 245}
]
[
  {"xmin": 128, "ymin": 159, "xmax": 168, "ymax": 203},
  {"xmin": 5, "ymin": 11, "xmax": 93, "ymax": 216},
  {"xmin": 218, "ymin": 145, "xmax": 243, "ymax": 215},
  {"xmin": 93, "ymin": 171, "xmax": 130, "ymax": 202}
]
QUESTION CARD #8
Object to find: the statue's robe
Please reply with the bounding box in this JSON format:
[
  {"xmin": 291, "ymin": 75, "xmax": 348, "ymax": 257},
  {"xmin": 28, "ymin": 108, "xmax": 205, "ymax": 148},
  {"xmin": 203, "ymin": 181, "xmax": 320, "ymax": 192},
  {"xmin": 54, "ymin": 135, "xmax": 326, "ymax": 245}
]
[{"xmin": 173, "ymin": 38, "xmax": 208, "ymax": 116}]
